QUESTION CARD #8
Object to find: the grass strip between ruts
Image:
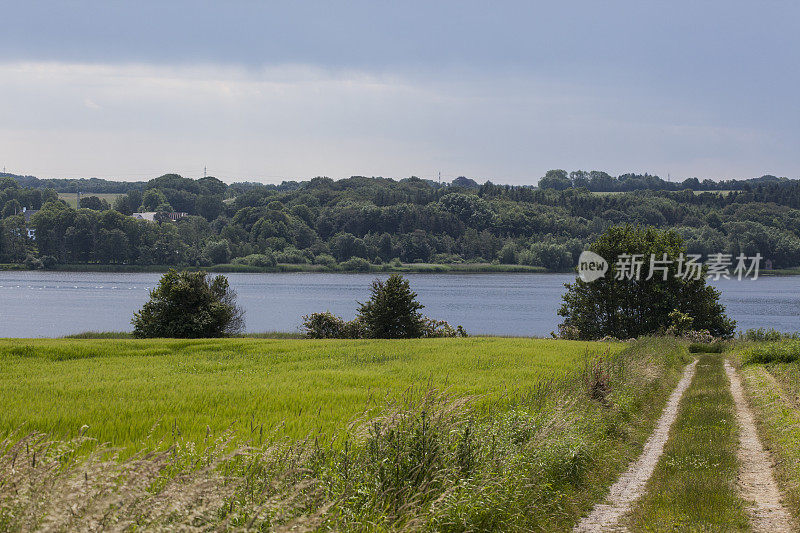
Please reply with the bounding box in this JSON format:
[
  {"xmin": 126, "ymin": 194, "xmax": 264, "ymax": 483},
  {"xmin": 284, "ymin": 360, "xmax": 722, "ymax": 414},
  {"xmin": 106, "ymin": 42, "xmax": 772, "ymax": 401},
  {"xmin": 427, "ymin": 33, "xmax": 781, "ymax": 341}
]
[{"xmin": 624, "ymin": 354, "xmax": 751, "ymax": 531}]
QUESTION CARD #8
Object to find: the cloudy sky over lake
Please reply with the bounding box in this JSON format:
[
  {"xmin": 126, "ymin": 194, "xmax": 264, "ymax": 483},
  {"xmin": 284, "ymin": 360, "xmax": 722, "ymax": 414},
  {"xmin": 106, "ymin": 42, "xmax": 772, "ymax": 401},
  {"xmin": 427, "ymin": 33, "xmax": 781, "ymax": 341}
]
[{"xmin": 1, "ymin": 1, "xmax": 798, "ymax": 184}]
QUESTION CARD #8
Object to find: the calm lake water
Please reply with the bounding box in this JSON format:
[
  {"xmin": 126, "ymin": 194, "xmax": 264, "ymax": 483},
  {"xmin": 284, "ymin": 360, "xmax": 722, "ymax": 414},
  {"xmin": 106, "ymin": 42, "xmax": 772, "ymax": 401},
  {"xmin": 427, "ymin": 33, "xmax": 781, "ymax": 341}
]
[{"xmin": 0, "ymin": 272, "xmax": 797, "ymax": 338}]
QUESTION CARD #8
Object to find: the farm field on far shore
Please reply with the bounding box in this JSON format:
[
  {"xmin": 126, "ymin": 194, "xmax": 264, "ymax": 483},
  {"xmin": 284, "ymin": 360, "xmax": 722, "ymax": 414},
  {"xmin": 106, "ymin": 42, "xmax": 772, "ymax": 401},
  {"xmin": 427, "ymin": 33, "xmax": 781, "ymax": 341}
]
[
  {"xmin": 0, "ymin": 337, "xmax": 613, "ymax": 449},
  {"xmin": 57, "ymin": 192, "xmax": 124, "ymax": 208}
]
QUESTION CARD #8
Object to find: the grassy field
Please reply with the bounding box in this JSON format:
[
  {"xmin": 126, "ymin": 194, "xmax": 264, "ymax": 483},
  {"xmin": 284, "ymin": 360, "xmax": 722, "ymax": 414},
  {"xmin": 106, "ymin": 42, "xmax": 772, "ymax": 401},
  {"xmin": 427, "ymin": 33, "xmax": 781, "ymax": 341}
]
[
  {"xmin": 57, "ymin": 192, "xmax": 124, "ymax": 208},
  {"xmin": 0, "ymin": 337, "xmax": 691, "ymax": 530},
  {"xmin": 0, "ymin": 337, "xmax": 611, "ymax": 449}
]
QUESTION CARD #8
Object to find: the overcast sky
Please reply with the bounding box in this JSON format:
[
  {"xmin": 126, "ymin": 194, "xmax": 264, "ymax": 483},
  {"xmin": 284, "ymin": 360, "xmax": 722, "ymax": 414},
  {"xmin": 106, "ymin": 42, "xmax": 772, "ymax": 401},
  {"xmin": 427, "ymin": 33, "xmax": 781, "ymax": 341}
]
[{"xmin": 1, "ymin": 1, "xmax": 798, "ymax": 184}]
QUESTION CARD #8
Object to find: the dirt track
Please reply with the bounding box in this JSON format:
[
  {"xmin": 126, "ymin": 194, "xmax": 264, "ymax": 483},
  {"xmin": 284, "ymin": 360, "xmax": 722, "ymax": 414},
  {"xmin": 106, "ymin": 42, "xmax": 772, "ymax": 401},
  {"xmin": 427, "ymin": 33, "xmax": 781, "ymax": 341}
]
[
  {"xmin": 573, "ymin": 359, "xmax": 698, "ymax": 532},
  {"xmin": 725, "ymin": 360, "xmax": 795, "ymax": 532}
]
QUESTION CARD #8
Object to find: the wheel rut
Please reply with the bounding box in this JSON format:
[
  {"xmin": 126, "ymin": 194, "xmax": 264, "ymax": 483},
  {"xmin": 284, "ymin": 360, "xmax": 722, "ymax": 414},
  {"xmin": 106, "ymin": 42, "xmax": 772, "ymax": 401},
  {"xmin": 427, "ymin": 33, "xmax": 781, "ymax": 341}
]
[
  {"xmin": 724, "ymin": 360, "xmax": 795, "ymax": 533},
  {"xmin": 573, "ymin": 359, "xmax": 698, "ymax": 532}
]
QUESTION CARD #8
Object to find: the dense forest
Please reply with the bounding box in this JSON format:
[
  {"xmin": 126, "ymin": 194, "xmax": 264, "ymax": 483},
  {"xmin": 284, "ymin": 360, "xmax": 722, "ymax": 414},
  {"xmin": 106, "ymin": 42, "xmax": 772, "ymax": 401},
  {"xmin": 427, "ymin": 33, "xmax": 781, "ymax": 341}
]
[{"xmin": 1, "ymin": 170, "xmax": 799, "ymax": 271}]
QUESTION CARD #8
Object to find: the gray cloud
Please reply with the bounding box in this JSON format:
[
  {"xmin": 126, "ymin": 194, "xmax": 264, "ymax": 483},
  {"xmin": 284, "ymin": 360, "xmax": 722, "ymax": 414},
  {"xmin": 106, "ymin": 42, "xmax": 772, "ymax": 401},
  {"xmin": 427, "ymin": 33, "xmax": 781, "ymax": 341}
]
[{"xmin": 1, "ymin": 1, "xmax": 798, "ymax": 182}]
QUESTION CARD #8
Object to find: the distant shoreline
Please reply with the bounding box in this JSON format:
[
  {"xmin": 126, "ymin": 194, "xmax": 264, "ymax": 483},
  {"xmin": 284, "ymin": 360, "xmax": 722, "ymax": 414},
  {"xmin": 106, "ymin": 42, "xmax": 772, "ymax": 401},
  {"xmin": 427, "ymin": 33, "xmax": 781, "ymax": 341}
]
[
  {"xmin": 1, "ymin": 262, "xmax": 798, "ymax": 276},
  {"xmin": 0, "ymin": 262, "xmax": 550, "ymax": 274}
]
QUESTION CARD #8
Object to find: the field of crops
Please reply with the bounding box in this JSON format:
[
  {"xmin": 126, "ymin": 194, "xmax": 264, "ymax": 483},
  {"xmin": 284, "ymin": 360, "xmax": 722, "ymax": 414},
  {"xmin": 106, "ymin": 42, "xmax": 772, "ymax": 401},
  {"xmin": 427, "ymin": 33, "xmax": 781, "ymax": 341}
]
[
  {"xmin": 57, "ymin": 192, "xmax": 124, "ymax": 208},
  {"xmin": 0, "ymin": 337, "xmax": 613, "ymax": 449}
]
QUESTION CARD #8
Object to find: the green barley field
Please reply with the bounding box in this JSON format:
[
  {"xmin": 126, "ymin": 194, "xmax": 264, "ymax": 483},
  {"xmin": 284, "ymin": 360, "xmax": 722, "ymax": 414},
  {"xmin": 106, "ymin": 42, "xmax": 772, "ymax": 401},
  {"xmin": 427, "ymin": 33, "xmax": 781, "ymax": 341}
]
[{"xmin": 0, "ymin": 337, "xmax": 614, "ymax": 449}]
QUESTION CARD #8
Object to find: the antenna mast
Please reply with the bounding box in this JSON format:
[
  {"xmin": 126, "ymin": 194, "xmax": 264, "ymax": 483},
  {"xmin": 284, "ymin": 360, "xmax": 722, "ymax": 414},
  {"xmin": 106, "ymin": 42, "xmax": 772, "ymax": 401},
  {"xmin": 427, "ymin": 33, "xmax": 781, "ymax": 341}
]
[{"xmin": 204, "ymin": 165, "xmax": 207, "ymax": 178}]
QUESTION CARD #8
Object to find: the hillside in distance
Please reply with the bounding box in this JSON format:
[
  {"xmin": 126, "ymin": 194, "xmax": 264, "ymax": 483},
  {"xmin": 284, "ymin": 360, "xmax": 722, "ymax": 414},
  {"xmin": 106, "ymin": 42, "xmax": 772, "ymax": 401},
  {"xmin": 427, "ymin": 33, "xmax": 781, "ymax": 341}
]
[{"xmin": 1, "ymin": 170, "xmax": 799, "ymax": 271}]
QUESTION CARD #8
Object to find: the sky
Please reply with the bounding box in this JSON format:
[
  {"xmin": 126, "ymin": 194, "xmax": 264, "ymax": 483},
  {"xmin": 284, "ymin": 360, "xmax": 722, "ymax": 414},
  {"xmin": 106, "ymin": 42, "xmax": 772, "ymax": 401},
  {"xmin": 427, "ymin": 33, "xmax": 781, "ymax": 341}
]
[{"xmin": 1, "ymin": 1, "xmax": 798, "ymax": 185}]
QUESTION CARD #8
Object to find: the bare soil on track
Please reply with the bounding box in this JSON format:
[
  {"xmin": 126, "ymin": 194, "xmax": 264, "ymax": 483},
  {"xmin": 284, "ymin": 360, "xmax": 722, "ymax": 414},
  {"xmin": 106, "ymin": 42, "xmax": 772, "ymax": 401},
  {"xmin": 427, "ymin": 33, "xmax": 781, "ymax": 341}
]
[{"xmin": 725, "ymin": 360, "xmax": 796, "ymax": 532}]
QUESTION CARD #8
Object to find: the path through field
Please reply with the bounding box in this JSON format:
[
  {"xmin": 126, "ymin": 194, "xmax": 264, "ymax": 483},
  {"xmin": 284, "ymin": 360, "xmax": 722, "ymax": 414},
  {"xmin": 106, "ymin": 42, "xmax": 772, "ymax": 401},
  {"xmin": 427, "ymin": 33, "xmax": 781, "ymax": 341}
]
[
  {"xmin": 573, "ymin": 359, "xmax": 698, "ymax": 532},
  {"xmin": 725, "ymin": 360, "xmax": 795, "ymax": 532},
  {"xmin": 576, "ymin": 356, "xmax": 796, "ymax": 532}
]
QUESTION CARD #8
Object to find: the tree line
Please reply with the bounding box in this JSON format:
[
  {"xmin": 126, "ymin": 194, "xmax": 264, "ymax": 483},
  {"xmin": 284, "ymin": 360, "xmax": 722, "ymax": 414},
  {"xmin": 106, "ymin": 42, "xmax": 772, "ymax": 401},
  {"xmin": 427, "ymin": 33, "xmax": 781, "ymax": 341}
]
[{"xmin": 1, "ymin": 171, "xmax": 799, "ymax": 270}]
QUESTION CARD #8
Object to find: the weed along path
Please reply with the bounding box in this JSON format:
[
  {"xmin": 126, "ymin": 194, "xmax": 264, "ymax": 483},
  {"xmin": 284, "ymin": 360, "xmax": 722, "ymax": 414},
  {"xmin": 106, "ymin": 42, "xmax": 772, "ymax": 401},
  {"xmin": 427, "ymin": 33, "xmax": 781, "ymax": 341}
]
[
  {"xmin": 725, "ymin": 360, "xmax": 796, "ymax": 532},
  {"xmin": 573, "ymin": 359, "xmax": 698, "ymax": 532}
]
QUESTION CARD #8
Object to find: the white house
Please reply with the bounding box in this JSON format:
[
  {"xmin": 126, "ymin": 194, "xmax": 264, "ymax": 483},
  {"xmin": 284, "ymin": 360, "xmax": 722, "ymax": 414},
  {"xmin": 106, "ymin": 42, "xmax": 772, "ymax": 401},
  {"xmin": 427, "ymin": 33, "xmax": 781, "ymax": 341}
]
[
  {"xmin": 132, "ymin": 212, "xmax": 158, "ymax": 222},
  {"xmin": 131, "ymin": 212, "xmax": 187, "ymax": 222}
]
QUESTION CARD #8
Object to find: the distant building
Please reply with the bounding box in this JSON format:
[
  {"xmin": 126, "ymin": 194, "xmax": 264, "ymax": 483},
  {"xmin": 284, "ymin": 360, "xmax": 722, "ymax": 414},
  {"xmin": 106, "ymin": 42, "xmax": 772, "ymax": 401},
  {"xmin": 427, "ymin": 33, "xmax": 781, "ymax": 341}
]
[
  {"xmin": 131, "ymin": 212, "xmax": 187, "ymax": 222},
  {"xmin": 132, "ymin": 212, "xmax": 157, "ymax": 222},
  {"xmin": 22, "ymin": 207, "xmax": 38, "ymax": 240}
]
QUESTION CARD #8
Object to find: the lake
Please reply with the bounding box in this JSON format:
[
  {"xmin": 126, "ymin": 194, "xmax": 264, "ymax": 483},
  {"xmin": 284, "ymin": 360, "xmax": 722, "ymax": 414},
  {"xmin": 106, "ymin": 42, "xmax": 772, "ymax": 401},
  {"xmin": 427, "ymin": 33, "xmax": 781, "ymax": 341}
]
[{"xmin": 0, "ymin": 271, "xmax": 797, "ymax": 337}]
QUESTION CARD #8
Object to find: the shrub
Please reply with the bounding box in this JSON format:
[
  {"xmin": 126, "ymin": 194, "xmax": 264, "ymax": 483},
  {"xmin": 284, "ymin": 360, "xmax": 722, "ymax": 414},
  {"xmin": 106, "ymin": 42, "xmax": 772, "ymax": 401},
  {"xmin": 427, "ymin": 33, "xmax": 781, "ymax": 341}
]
[
  {"xmin": 314, "ymin": 253, "xmax": 337, "ymax": 267},
  {"xmin": 40, "ymin": 255, "xmax": 57, "ymax": 269},
  {"xmin": 682, "ymin": 329, "xmax": 715, "ymax": 344},
  {"xmin": 520, "ymin": 242, "xmax": 573, "ymax": 271},
  {"xmin": 583, "ymin": 354, "xmax": 612, "ymax": 403},
  {"xmin": 301, "ymin": 311, "xmax": 365, "ymax": 339},
  {"xmin": 666, "ymin": 309, "xmax": 694, "ymax": 336},
  {"xmin": 688, "ymin": 342, "xmax": 724, "ymax": 353},
  {"xmin": 421, "ymin": 318, "xmax": 468, "ymax": 338},
  {"xmin": 132, "ymin": 269, "xmax": 244, "ymax": 338},
  {"xmin": 430, "ymin": 253, "xmax": 464, "ymax": 264},
  {"xmin": 24, "ymin": 254, "xmax": 43, "ymax": 270},
  {"xmin": 202, "ymin": 240, "xmax": 231, "ymax": 264},
  {"xmin": 743, "ymin": 340, "xmax": 800, "ymax": 365},
  {"xmin": 497, "ymin": 242, "xmax": 517, "ymax": 264},
  {"xmin": 301, "ymin": 312, "xmax": 347, "ymax": 338},
  {"xmin": 340, "ymin": 256, "xmax": 371, "ymax": 272},
  {"xmin": 274, "ymin": 247, "xmax": 310, "ymax": 264},
  {"xmin": 303, "ymin": 275, "xmax": 465, "ymax": 339}
]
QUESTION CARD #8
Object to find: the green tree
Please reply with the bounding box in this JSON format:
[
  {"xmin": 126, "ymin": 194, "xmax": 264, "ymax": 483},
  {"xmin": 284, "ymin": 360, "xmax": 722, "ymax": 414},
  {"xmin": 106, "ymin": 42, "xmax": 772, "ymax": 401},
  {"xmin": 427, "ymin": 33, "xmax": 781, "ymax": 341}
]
[
  {"xmin": 538, "ymin": 169, "xmax": 571, "ymax": 190},
  {"xmin": 113, "ymin": 190, "xmax": 143, "ymax": 215},
  {"xmin": 203, "ymin": 239, "xmax": 232, "ymax": 264},
  {"xmin": 98, "ymin": 229, "xmax": 130, "ymax": 263},
  {"xmin": 1, "ymin": 215, "xmax": 29, "ymax": 262},
  {"xmin": 79, "ymin": 196, "xmax": 110, "ymax": 210},
  {"xmin": 558, "ymin": 225, "xmax": 735, "ymax": 339},
  {"xmin": 497, "ymin": 241, "xmax": 517, "ymax": 264},
  {"xmin": 357, "ymin": 274, "xmax": 425, "ymax": 338},
  {"xmin": 1, "ymin": 199, "xmax": 22, "ymax": 218},
  {"xmin": 140, "ymin": 189, "xmax": 169, "ymax": 211},
  {"xmin": 132, "ymin": 270, "xmax": 244, "ymax": 338}
]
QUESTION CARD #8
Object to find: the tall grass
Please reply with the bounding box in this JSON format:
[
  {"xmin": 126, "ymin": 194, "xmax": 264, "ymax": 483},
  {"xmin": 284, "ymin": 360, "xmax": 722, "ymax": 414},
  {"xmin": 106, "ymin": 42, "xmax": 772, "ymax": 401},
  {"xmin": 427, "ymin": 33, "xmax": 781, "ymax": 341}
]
[
  {"xmin": 63, "ymin": 331, "xmax": 304, "ymax": 339},
  {"xmin": 62, "ymin": 331, "xmax": 134, "ymax": 339},
  {"xmin": 0, "ymin": 337, "xmax": 688, "ymax": 531},
  {"xmin": 740, "ymin": 328, "xmax": 800, "ymax": 342},
  {"xmin": 742, "ymin": 340, "xmax": 800, "ymax": 364}
]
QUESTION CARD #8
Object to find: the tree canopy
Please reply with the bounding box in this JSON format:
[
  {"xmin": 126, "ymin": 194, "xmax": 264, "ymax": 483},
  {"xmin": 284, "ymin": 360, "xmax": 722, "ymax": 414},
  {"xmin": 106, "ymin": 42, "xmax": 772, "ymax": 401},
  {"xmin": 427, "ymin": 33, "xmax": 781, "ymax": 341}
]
[
  {"xmin": 132, "ymin": 270, "xmax": 244, "ymax": 338},
  {"xmin": 558, "ymin": 225, "xmax": 736, "ymax": 339},
  {"xmin": 1, "ymin": 171, "xmax": 800, "ymax": 271}
]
